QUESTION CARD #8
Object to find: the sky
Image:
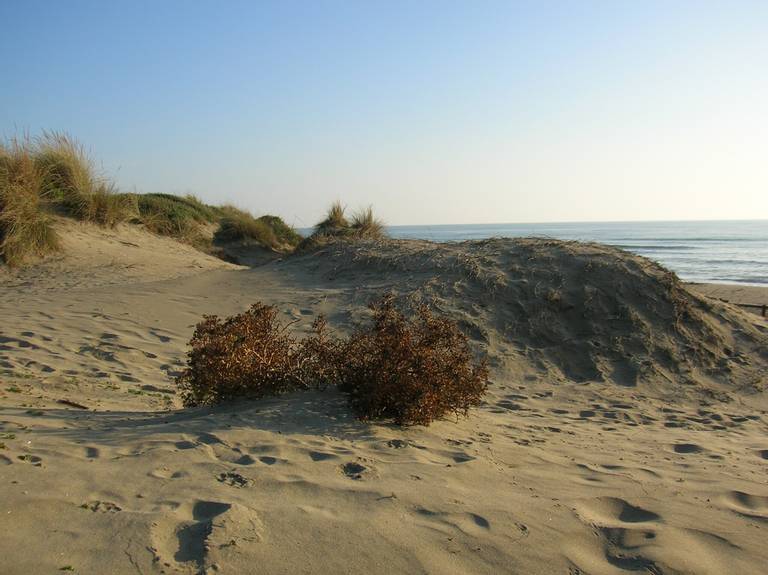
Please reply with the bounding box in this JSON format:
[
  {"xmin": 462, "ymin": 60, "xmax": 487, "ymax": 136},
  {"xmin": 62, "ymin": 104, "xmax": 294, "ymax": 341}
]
[{"xmin": 1, "ymin": 1, "xmax": 767, "ymax": 227}]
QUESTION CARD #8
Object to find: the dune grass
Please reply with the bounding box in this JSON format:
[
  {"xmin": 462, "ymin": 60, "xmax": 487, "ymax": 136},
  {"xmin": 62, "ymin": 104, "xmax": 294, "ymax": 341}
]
[
  {"xmin": 302, "ymin": 202, "xmax": 385, "ymax": 249},
  {"xmin": 0, "ymin": 138, "xmax": 60, "ymax": 266},
  {"xmin": 315, "ymin": 200, "xmax": 350, "ymax": 236},
  {"xmin": 215, "ymin": 207, "xmax": 302, "ymax": 249},
  {"xmin": 0, "ymin": 131, "xmax": 302, "ymax": 266},
  {"xmin": 350, "ymin": 206, "xmax": 385, "ymax": 238},
  {"xmin": 35, "ymin": 132, "xmax": 135, "ymax": 226}
]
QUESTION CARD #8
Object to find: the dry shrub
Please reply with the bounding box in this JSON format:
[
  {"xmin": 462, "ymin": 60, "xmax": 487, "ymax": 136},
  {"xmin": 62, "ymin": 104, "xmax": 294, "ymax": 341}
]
[
  {"xmin": 176, "ymin": 295, "xmax": 488, "ymax": 426},
  {"xmin": 336, "ymin": 295, "xmax": 488, "ymax": 425},
  {"xmin": 176, "ymin": 303, "xmax": 300, "ymax": 406}
]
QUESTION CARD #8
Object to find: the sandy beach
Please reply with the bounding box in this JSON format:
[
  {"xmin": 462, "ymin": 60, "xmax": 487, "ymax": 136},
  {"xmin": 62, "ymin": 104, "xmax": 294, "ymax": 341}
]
[
  {"xmin": 689, "ymin": 283, "xmax": 768, "ymax": 317},
  {"xmin": 0, "ymin": 222, "xmax": 766, "ymax": 574}
]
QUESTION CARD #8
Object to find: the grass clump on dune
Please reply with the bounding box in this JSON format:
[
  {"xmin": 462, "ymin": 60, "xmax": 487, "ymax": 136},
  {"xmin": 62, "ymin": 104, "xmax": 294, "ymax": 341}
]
[
  {"xmin": 131, "ymin": 193, "xmax": 219, "ymax": 247},
  {"xmin": 0, "ymin": 131, "xmax": 135, "ymax": 265},
  {"xmin": 215, "ymin": 207, "xmax": 301, "ymax": 250},
  {"xmin": 350, "ymin": 206, "xmax": 385, "ymax": 238},
  {"xmin": 315, "ymin": 200, "xmax": 350, "ymax": 236},
  {"xmin": 301, "ymin": 202, "xmax": 385, "ymax": 249},
  {"xmin": 0, "ymin": 138, "xmax": 60, "ymax": 266},
  {"xmin": 34, "ymin": 131, "xmax": 135, "ymax": 226}
]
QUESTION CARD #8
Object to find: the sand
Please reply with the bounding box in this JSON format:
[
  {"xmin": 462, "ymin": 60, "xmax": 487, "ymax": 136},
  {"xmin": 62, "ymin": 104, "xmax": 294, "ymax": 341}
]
[
  {"xmin": 1, "ymin": 226, "xmax": 767, "ymax": 574},
  {"xmin": 689, "ymin": 283, "xmax": 768, "ymax": 317}
]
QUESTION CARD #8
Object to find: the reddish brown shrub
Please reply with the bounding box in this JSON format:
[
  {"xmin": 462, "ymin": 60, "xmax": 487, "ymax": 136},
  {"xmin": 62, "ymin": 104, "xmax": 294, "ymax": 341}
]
[
  {"xmin": 336, "ymin": 295, "xmax": 489, "ymax": 425},
  {"xmin": 176, "ymin": 295, "xmax": 489, "ymax": 426},
  {"xmin": 176, "ymin": 303, "xmax": 301, "ymax": 406}
]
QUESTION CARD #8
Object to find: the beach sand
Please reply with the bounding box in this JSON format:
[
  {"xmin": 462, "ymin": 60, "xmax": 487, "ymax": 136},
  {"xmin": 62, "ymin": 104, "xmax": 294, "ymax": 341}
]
[
  {"xmin": 1, "ymin": 224, "xmax": 766, "ymax": 574},
  {"xmin": 689, "ymin": 283, "xmax": 768, "ymax": 317}
]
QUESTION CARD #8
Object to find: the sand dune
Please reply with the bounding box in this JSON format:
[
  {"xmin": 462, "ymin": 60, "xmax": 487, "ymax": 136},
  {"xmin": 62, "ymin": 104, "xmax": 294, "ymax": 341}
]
[{"xmin": 1, "ymin": 227, "xmax": 767, "ymax": 574}]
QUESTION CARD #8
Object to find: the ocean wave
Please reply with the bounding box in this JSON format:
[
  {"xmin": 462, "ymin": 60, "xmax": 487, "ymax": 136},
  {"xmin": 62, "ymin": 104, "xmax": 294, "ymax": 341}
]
[
  {"xmin": 708, "ymin": 277, "xmax": 768, "ymax": 285},
  {"xmin": 609, "ymin": 237, "xmax": 767, "ymax": 243},
  {"xmin": 611, "ymin": 244, "xmax": 698, "ymax": 251}
]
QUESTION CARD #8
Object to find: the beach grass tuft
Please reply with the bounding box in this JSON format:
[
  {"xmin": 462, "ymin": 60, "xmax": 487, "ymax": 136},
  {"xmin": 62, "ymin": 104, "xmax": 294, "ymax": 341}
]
[
  {"xmin": 35, "ymin": 131, "xmax": 135, "ymax": 226},
  {"xmin": 215, "ymin": 206, "xmax": 301, "ymax": 250},
  {"xmin": 301, "ymin": 202, "xmax": 386, "ymax": 249},
  {"xmin": 0, "ymin": 137, "xmax": 60, "ymax": 266}
]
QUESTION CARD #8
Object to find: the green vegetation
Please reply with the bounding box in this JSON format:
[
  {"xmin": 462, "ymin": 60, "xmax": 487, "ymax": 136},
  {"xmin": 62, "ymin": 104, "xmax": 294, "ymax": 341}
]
[
  {"xmin": 350, "ymin": 206, "xmax": 385, "ymax": 238},
  {"xmin": 214, "ymin": 207, "xmax": 302, "ymax": 249},
  {"xmin": 315, "ymin": 200, "xmax": 349, "ymax": 236},
  {"xmin": 0, "ymin": 131, "xmax": 301, "ymax": 266},
  {"xmin": 301, "ymin": 202, "xmax": 386, "ymax": 249}
]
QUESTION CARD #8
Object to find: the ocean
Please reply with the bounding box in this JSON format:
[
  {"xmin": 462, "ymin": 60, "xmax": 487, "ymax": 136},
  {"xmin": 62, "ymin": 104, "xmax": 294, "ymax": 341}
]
[{"xmin": 349, "ymin": 220, "xmax": 767, "ymax": 286}]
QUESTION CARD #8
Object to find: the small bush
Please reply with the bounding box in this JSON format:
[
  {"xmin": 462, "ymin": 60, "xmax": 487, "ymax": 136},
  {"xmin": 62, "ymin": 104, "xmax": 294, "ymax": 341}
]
[
  {"xmin": 176, "ymin": 303, "xmax": 300, "ymax": 406},
  {"xmin": 337, "ymin": 296, "xmax": 488, "ymax": 425},
  {"xmin": 176, "ymin": 295, "xmax": 488, "ymax": 426},
  {"xmin": 0, "ymin": 139, "xmax": 60, "ymax": 266}
]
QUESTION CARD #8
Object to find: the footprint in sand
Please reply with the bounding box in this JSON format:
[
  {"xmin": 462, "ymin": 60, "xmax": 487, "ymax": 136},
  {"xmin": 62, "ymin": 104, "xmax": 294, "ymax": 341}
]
[
  {"xmin": 673, "ymin": 443, "xmax": 703, "ymax": 454},
  {"xmin": 151, "ymin": 501, "xmax": 262, "ymax": 571},
  {"xmin": 82, "ymin": 500, "xmax": 122, "ymax": 513},
  {"xmin": 17, "ymin": 454, "xmax": 42, "ymax": 466},
  {"xmin": 217, "ymin": 471, "xmax": 250, "ymax": 487},
  {"xmin": 309, "ymin": 451, "xmax": 339, "ymax": 462},
  {"xmin": 150, "ymin": 467, "xmax": 189, "ymax": 479},
  {"xmin": 341, "ymin": 461, "xmax": 369, "ymax": 480},
  {"xmin": 569, "ymin": 497, "xmax": 663, "ymax": 574},
  {"xmin": 574, "ymin": 496, "xmax": 661, "ymax": 526},
  {"xmin": 720, "ymin": 490, "xmax": 768, "ymax": 521}
]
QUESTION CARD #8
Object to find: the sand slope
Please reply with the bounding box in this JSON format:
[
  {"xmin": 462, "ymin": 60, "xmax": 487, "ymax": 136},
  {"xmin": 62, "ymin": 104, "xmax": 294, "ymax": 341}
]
[{"xmin": 1, "ymin": 234, "xmax": 767, "ymax": 574}]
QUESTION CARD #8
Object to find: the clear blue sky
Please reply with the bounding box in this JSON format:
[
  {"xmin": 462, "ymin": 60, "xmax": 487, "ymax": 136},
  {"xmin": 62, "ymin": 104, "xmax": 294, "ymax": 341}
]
[{"xmin": 2, "ymin": 1, "xmax": 766, "ymax": 226}]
